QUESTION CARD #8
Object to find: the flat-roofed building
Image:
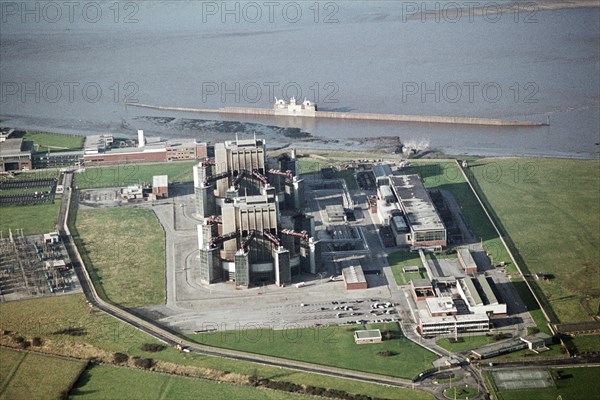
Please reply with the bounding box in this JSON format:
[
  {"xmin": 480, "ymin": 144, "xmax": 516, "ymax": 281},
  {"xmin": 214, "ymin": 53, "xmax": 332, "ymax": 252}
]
[
  {"xmin": 84, "ymin": 143, "xmax": 167, "ymax": 165},
  {"xmin": 426, "ymin": 296, "xmax": 458, "ymax": 317},
  {"xmin": 341, "ymin": 262, "xmax": 367, "ymax": 290},
  {"xmin": 376, "ymin": 198, "xmax": 400, "ymax": 226},
  {"xmin": 403, "ymin": 265, "xmax": 420, "ymax": 273},
  {"xmin": 390, "ymin": 214, "xmax": 410, "ymax": 246},
  {"xmin": 166, "ymin": 140, "xmax": 209, "ymax": 161},
  {"xmin": 377, "ymin": 184, "xmax": 395, "ymax": 203},
  {"xmin": 457, "ymin": 277, "xmax": 507, "ymax": 316},
  {"xmin": 354, "ymin": 329, "xmax": 382, "ymax": 344},
  {"xmin": 0, "ymin": 138, "xmax": 32, "ymax": 171},
  {"xmin": 411, "ymin": 279, "xmax": 436, "ymax": 301},
  {"xmin": 152, "ymin": 175, "xmax": 168, "ymax": 198},
  {"xmin": 419, "ymin": 313, "xmax": 490, "ymax": 336},
  {"xmin": 325, "ymin": 204, "xmax": 346, "ymax": 223},
  {"xmin": 457, "ymin": 248, "xmax": 477, "ymax": 274},
  {"xmin": 389, "ymin": 175, "xmax": 446, "ymax": 249}
]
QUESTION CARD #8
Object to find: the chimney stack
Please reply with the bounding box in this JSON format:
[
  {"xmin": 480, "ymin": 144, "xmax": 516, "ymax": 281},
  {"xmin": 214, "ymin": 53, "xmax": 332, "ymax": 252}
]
[{"xmin": 137, "ymin": 130, "xmax": 145, "ymax": 148}]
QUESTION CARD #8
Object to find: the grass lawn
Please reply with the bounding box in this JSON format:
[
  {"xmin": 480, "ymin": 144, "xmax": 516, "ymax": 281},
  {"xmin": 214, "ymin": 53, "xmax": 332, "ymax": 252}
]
[
  {"xmin": 297, "ymin": 157, "xmax": 332, "ymax": 175},
  {"xmin": 436, "ymin": 336, "xmax": 496, "ymax": 352},
  {"xmin": 22, "ymin": 131, "xmax": 84, "ymax": 153},
  {"xmin": 443, "ymin": 385, "xmax": 478, "ymax": 400},
  {"xmin": 75, "ymin": 161, "xmax": 196, "ymax": 189},
  {"xmin": 188, "ymin": 323, "xmax": 438, "ymax": 379},
  {"xmin": 0, "ymin": 295, "xmax": 433, "ymax": 400},
  {"xmin": 486, "ymin": 367, "xmax": 600, "ymax": 400},
  {"xmin": 74, "ymin": 208, "xmax": 165, "ymax": 308},
  {"xmin": 69, "ymin": 364, "xmax": 309, "ymax": 400},
  {"xmin": 468, "ymin": 158, "xmax": 600, "ymax": 326},
  {"xmin": 387, "ymin": 250, "xmax": 426, "ymax": 285},
  {"xmin": 0, "ymin": 199, "xmax": 61, "ymax": 236},
  {"xmin": 0, "ymin": 348, "xmax": 86, "ymax": 400}
]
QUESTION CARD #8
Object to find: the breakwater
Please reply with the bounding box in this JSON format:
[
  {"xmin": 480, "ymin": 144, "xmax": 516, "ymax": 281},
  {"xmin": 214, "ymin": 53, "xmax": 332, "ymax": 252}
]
[{"xmin": 126, "ymin": 102, "xmax": 547, "ymax": 127}]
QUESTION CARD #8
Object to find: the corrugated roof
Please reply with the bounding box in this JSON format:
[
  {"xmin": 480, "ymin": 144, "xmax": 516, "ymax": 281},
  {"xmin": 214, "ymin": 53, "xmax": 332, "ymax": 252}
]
[{"xmin": 342, "ymin": 263, "xmax": 366, "ymax": 285}]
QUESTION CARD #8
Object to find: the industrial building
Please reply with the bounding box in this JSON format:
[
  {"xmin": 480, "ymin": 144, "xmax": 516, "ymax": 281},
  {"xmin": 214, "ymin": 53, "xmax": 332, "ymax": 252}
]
[
  {"xmin": 373, "ymin": 173, "xmax": 447, "ymax": 249},
  {"xmin": 0, "ymin": 135, "xmax": 32, "ymax": 172},
  {"xmin": 341, "ymin": 261, "xmax": 368, "ymax": 290},
  {"xmin": 195, "ymin": 137, "xmax": 320, "ymax": 288},
  {"xmin": 389, "ymin": 175, "xmax": 447, "ymax": 248},
  {"xmin": 419, "ymin": 313, "xmax": 490, "ymax": 336},
  {"xmin": 457, "ymin": 276, "xmax": 507, "ymax": 315},
  {"xmin": 83, "ymin": 130, "xmax": 210, "ymax": 165},
  {"xmin": 152, "ymin": 175, "xmax": 169, "ymax": 198},
  {"xmin": 409, "ymin": 248, "xmax": 507, "ymax": 336},
  {"xmin": 457, "ymin": 247, "xmax": 477, "ymax": 274}
]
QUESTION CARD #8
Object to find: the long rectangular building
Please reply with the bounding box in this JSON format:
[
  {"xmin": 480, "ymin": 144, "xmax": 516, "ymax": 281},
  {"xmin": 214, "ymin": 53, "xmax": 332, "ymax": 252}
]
[{"xmin": 389, "ymin": 175, "xmax": 446, "ymax": 248}]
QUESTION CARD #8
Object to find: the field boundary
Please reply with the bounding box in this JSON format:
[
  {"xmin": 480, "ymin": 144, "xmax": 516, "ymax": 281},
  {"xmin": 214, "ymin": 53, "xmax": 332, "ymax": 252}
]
[
  {"xmin": 455, "ymin": 161, "xmax": 556, "ymax": 337},
  {"xmin": 0, "ymin": 349, "xmax": 26, "ymax": 396}
]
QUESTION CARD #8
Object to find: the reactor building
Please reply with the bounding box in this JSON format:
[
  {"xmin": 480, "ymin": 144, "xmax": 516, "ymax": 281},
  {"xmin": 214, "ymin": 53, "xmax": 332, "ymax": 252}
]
[{"xmin": 193, "ymin": 137, "xmax": 320, "ymax": 288}]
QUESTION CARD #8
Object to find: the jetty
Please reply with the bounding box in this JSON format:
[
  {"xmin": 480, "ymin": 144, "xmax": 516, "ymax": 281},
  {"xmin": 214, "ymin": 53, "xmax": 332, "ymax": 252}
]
[{"xmin": 125, "ymin": 98, "xmax": 547, "ymax": 127}]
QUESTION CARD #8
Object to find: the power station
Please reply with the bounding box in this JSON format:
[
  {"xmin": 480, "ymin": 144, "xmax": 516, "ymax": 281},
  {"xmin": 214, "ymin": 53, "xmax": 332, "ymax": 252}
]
[{"xmin": 194, "ymin": 137, "xmax": 320, "ymax": 288}]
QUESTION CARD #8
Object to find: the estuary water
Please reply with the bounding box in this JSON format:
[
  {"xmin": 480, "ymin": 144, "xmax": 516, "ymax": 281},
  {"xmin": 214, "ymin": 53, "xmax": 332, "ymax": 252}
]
[{"xmin": 1, "ymin": 1, "xmax": 598, "ymax": 158}]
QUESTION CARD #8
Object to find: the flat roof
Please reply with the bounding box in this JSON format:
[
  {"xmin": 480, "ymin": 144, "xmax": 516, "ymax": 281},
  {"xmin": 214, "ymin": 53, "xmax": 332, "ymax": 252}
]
[
  {"xmin": 411, "ymin": 279, "xmax": 433, "ymax": 289},
  {"xmin": 354, "ymin": 329, "xmax": 382, "ymax": 339},
  {"xmin": 342, "ymin": 263, "xmax": 366, "ymax": 285},
  {"xmin": 389, "ymin": 175, "xmax": 445, "ymax": 232},
  {"xmin": 153, "ymin": 175, "xmax": 168, "ymax": 187},
  {"xmin": 477, "ymin": 275, "xmax": 498, "ymax": 305},
  {"xmin": 225, "ymin": 138, "xmax": 264, "ymax": 148},
  {"xmin": 426, "ymin": 296, "xmax": 457, "ymax": 314},
  {"xmin": 0, "ymin": 138, "xmax": 29, "ymax": 157},
  {"xmin": 326, "ymin": 204, "xmax": 345, "ymax": 215},
  {"xmin": 420, "ymin": 313, "xmax": 489, "ymax": 325},
  {"xmin": 462, "ymin": 278, "xmax": 483, "ymax": 306},
  {"xmin": 471, "ymin": 338, "xmax": 525, "ymax": 357},
  {"xmin": 458, "ymin": 248, "xmax": 477, "ymax": 268},
  {"xmin": 379, "ymin": 185, "xmax": 394, "ymax": 199},
  {"xmin": 403, "ymin": 265, "xmax": 420, "ymax": 273}
]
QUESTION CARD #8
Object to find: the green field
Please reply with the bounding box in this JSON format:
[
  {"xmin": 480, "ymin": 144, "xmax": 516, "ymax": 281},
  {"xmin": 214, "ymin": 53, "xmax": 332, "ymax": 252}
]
[
  {"xmin": 467, "ymin": 159, "xmax": 600, "ymax": 328},
  {"xmin": 75, "ymin": 161, "xmax": 196, "ymax": 189},
  {"xmin": 0, "ymin": 170, "xmax": 63, "ymax": 236},
  {"xmin": 0, "ymin": 295, "xmax": 433, "ymax": 400},
  {"xmin": 387, "ymin": 250, "xmax": 426, "ymax": 285},
  {"xmin": 0, "ymin": 348, "xmax": 86, "ymax": 400},
  {"xmin": 189, "ymin": 322, "xmax": 437, "ymax": 379},
  {"xmin": 74, "ymin": 208, "xmax": 165, "ymax": 308},
  {"xmin": 22, "ymin": 131, "xmax": 85, "ymax": 153},
  {"xmin": 70, "ymin": 364, "xmax": 308, "ymax": 400},
  {"xmin": 436, "ymin": 336, "xmax": 496, "ymax": 353},
  {"xmin": 486, "ymin": 367, "xmax": 600, "ymax": 400},
  {"xmin": 0, "ymin": 199, "xmax": 61, "ymax": 236}
]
